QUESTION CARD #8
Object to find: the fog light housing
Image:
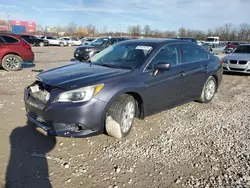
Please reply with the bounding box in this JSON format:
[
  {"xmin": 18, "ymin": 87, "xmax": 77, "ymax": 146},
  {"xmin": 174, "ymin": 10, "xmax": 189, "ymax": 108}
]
[{"xmin": 66, "ymin": 123, "xmax": 85, "ymax": 132}]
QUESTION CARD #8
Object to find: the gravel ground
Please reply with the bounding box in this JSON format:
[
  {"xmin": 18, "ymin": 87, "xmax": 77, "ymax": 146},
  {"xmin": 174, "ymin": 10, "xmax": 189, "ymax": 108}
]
[{"xmin": 0, "ymin": 47, "xmax": 249, "ymax": 188}]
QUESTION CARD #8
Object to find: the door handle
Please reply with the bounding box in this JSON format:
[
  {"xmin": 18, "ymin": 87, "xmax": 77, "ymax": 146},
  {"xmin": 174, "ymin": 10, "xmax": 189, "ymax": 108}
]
[
  {"xmin": 180, "ymin": 71, "xmax": 186, "ymax": 76},
  {"xmin": 201, "ymin": 64, "xmax": 208, "ymax": 69}
]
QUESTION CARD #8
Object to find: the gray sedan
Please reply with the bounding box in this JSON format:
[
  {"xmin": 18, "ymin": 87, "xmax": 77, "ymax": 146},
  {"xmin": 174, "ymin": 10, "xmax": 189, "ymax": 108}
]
[{"xmin": 221, "ymin": 44, "xmax": 250, "ymax": 74}]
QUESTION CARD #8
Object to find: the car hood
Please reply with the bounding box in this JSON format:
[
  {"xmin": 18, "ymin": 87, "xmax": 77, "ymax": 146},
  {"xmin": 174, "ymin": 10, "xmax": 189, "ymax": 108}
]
[
  {"xmin": 76, "ymin": 44, "xmax": 102, "ymax": 50},
  {"xmin": 222, "ymin": 53, "xmax": 250, "ymax": 61},
  {"xmin": 36, "ymin": 63, "xmax": 131, "ymax": 90}
]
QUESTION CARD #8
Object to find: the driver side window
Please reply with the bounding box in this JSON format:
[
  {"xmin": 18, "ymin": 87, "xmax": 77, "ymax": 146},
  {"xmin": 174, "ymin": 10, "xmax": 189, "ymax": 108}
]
[{"xmin": 148, "ymin": 44, "xmax": 180, "ymax": 69}]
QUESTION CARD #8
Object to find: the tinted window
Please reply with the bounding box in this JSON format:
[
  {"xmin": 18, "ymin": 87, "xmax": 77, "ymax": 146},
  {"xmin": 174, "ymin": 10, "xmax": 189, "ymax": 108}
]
[
  {"xmin": 2, "ymin": 36, "xmax": 18, "ymax": 43},
  {"xmin": 233, "ymin": 46, "xmax": 250, "ymax": 53},
  {"xmin": 148, "ymin": 44, "xmax": 180, "ymax": 69},
  {"xmin": 47, "ymin": 37, "xmax": 53, "ymax": 39},
  {"xmin": 0, "ymin": 37, "xmax": 5, "ymax": 44},
  {"xmin": 181, "ymin": 43, "xmax": 208, "ymax": 63}
]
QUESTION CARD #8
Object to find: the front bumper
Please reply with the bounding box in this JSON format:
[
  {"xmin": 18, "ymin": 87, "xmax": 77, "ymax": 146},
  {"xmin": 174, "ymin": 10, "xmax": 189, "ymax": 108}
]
[
  {"xmin": 74, "ymin": 50, "xmax": 95, "ymax": 61},
  {"xmin": 24, "ymin": 89, "xmax": 108, "ymax": 137},
  {"xmin": 223, "ymin": 61, "xmax": 250, "ymax": 74}
]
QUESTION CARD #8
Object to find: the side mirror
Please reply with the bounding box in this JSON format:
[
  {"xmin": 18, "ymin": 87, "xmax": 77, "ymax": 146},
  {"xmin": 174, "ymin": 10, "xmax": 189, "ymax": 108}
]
[{"xmin": 155, "ymin": 62, "xmax": 171, "ymax": 70}]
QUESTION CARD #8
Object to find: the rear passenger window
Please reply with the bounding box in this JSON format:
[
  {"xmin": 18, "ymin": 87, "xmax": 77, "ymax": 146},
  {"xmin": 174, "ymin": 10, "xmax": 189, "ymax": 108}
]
[
  {"xmin": 0, "ymin": 37, "xmax": 5, "ymax": 44},
  {"xmin": 181, "ymin": 43, "xmax": 208, "ymax": 63},
  {"xmin": 2, "ymin": 36, "xmax": 19, "ymax": 43}
]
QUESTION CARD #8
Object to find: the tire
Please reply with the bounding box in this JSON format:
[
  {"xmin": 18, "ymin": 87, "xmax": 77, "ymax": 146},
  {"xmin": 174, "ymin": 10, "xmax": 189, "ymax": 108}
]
[
  {"xmin": 198, "ymin": 76, "xmax": 217, "ymax": 103},
  {"xmin": 39, "ymin": 42, "xmax": 44, "ymax": 47},
  {"xmin": 2, "ymin": 54, "xmax": 22, "ymax": 71},
  {"xmin": 105, "ymin": 94, "xmax": 136, "ymax": 139},
  {"xmin": 60, "ymin": 42, "xmax": 64, "ymax": 47},
  {"xmin": 68, "ymin": 43, "xmax": 72, "ymax": 47}
]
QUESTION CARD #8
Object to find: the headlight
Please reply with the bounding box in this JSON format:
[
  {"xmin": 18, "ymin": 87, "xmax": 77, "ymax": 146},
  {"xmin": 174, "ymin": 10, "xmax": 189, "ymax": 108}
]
[
  {"xmin": 56, "ymin": 84, "xmax": 104, "ymax": 103},
  {"xmin": 85, "ymin": 48, "xmax": 93, "ymax": 52},
  {"xmin": 222, "ymin": 60, "xmax": 228, "ymax": 64}
]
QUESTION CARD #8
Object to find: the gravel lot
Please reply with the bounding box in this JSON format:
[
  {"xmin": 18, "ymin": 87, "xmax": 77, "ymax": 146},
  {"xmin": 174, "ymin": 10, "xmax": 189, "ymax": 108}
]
[{"xmin": 0, "ymin": 47, "xmax": 249, "ymax": 188}]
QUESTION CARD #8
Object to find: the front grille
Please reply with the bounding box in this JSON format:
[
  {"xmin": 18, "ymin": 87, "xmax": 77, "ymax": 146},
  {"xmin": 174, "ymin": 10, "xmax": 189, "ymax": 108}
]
[
  {"xmin": 238, "ymin": 60, "xmax": 248, "ymax": 65},
  {"xmin": 230, "ymin": 68, "xmax": 245, "ymax": 71},
  {"xmin": 230, "ymin": 60, "xmax": 237, "ymax": 64}
]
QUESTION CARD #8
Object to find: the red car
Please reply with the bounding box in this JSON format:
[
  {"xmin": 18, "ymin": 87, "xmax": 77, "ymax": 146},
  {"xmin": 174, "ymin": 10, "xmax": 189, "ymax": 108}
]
[
  {"xmin": 226, "ymin": 41, "xmax": 241, "ymax": 49},
  {"xmin": 0, "ymin": 33, "xmax": 34, "ymax": 71}
]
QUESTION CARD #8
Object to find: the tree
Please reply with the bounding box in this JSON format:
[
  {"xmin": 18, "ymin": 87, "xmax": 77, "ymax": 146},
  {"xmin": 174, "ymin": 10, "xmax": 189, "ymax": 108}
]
[
  {"xmin": 66, "ymin": 22, "xmax": 77, "ymax": 35},
  {"xmin": 86, "ymin": 24, "xmax": 96, "ymax": 37},
  {"xmin": 143, "ymin": 25, "xmax": 151, "ymax": 37},
  {"xmin": 178, "ymin": 27, "xmax": 187, "ymax": 37},
  {"xmin": 238, "ymin": 23, "xmax": 250, "ymax": 41}
]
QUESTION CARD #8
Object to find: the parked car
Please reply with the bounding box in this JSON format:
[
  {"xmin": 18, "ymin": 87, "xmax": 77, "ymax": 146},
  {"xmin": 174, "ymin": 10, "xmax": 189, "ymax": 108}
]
[
  {"xmin": 170, "ymin": 37, "xmax": 198, "ymax": 44},
  {"xmin": 200, "ymin": 43, "xmax": 212, "ymax": 52},
  {"xmin": 24, "ymin": 39, "xmax": 222, "ymax": 139},
  {"xmin": 60, "ymin": 37, "xmax": 73, "ymax": 46},
  {"xmin": 221, "ymin": 44, "xmax": 250, "ymax": 74},
  {"xmin": 40, "ymin": 36, "xmax": 67, "ymax": 47},
  {"xmin": 71, "ymin": 37, "xmax": 82, "ymax": 46},
  {"xmin": 74, "ymin": 37, "xmax": 129, "ymax": 61},
  {"xmin": 223, "ymin": 41, "xmax": 242, "ymax": 53},
  {"xmin": 81, "ymin": 37, "xmax": 95, "ymax": 45},
  {"xmin": 0, "ymin": 33, "xmax": 34, "ymax": 71},
  {"xmin": 21, "ymin": 35, "xmax": 49, "ymax": 47}
]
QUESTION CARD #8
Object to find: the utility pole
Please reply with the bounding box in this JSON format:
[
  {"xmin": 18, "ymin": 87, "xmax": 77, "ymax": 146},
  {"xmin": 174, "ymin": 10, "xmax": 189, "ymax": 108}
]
[{"xmin": 116, "ymin": 24, "xmax": 125, "ymax": 37}]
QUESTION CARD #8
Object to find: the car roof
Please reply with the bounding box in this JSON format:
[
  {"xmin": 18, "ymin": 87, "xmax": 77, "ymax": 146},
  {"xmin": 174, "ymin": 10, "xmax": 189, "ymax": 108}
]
[{"xmin": 119, "ymin": 38, "xmax": 183, "ymax": 45}]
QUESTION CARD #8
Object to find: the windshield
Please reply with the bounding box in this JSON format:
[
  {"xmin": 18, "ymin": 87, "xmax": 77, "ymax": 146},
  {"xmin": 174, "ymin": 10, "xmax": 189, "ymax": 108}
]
[
  {"xmin": 90, "ymin": 38, "xmax": 109, "ymax": 46},
  {"xmin": 233, "ymin": 46, "xmax": 250, "ymax": 53},
  {"xmin": 206, "ymin": 38, "xmax": 216, "ymax": 42},
  {"xmin": 90, "ymin": 43, "xmax": 154, "ymax": 69}
]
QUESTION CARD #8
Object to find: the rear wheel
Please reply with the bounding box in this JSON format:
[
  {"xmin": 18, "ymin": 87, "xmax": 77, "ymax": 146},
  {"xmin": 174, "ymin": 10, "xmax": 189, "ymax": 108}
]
[
  {"xmin": 68, "ymin": 43, "xmax": 72, "ymax": 47},
  {"xmin": 39, "ymin": 42, "xmax": 44, "ymax": 47},
  {"xmin": 105, "ymin": 94, "xmax": 136, "ymax": 139},
  {"xmin": 198, "ymin": 76, "xmax": 217, "ymax": 103},
  {"xmin": 2, "ymin": 54, "xmax": 22, "ymax": 71},
  {"xmin": 60, "ymin": 42, "xmax": 64, "ymax": 47}
]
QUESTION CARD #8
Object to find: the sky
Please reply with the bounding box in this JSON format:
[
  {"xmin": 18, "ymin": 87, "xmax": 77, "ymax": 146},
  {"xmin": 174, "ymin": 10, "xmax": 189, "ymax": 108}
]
[{"xmin": 0, "ymin": 0, "xmax": 250, "ymax": 32}]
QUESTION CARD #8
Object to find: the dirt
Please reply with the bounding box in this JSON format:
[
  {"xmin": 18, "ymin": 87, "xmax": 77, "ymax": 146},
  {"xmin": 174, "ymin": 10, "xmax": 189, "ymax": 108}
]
[{"xmin": 0, "ymin": 47, "xmax": 249, "ymax": 188}]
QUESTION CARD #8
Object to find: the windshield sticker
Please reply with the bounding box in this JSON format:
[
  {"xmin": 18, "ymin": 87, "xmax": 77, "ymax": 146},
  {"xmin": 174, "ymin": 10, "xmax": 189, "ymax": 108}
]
[{"xmin": 135, "ymin": 46, "xmax": 152, "ymax": 51}]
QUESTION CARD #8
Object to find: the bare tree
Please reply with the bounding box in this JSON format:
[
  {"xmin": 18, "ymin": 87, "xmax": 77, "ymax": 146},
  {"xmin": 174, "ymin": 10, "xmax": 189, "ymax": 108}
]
[
  {"xmin": 143, "ymin": 25, "xmax": 151, "ymax": 37},
  {"xmin": 66, "ymin": 22, "xmax": 77, "ymax": 35},
  {"xmin": 178, "ymin": 27, "xmax": 187, "ymax": 37},
  {"xmin": 86, "ymin": 24, "xmax": 96, "ymax": 37}
]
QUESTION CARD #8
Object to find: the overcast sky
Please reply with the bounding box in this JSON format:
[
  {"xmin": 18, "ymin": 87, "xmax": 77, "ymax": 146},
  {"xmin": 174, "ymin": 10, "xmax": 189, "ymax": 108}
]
[{"xmin": 0, "ymin": 0, "xmax": 249, "ymax": 31}]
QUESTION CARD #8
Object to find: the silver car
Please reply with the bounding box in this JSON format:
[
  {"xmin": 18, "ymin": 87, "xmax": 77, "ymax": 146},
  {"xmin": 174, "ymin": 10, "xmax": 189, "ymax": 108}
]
[{"xmin": 221, "ymin": 44, "xmax": 250, "ymax": 74}]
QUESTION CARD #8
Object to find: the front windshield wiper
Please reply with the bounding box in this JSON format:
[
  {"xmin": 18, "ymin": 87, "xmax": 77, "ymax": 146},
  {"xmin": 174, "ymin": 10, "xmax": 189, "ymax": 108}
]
[{"xmin": 95, "ymin": 63, "xmax": 133, "ymax": 69}]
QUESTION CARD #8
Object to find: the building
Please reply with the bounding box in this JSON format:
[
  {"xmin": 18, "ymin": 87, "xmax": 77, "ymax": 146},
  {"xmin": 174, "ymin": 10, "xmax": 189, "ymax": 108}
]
[{"xmin": 0, "ymin": 20, "xmax": 36, "ymax": 34}]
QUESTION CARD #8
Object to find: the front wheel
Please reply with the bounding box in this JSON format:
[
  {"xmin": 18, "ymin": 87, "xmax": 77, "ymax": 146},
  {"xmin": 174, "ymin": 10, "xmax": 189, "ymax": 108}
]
[
  {"xmin": 198, "ymin": 76, "xmax": 217, "ymax": 103},
  {"xmin": 68, "ymin": 43, "xmax": 72, "ymax": 47},
  {"xmin": 60, "ymin": 42, "xmax": 64, "ymax": 47},
  {"xmin": 105, "ymin": 94, "xmax": 136, "ymax": 139}
]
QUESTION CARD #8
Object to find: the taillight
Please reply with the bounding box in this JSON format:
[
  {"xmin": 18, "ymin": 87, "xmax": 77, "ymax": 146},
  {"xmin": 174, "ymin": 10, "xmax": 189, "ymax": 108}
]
[
  {"xmin": 23, "ymin": 41, "xmax": 31, "ymax": 49},
  {"xmin": 220, "ymin": 60, "xmax": 223, "ymax": 65}
]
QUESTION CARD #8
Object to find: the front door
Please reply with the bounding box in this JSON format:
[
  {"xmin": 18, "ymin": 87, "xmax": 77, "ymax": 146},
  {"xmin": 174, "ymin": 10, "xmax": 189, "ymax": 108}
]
[{"xmin": 143, "ymin": 43, "xmax": 186, "ymax": 115}]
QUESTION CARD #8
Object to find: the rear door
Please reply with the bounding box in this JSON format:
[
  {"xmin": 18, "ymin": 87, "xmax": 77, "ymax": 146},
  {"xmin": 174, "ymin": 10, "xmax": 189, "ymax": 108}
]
[
  {"xmin": 0, "ymin": 36, "xmax": 6, "ymax": 59},
  {"xmin": 179, "ymin": 42, "xmax": 210, "ymax": 100}
]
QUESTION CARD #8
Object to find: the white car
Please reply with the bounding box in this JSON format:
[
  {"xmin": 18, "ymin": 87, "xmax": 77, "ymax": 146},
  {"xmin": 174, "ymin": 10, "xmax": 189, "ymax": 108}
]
[
  {"xmin": 41, "ymin": 36, "xmax": 67, "ymax": 47},
  {"xmin": 61, "ymin": 37, "xmax": 73, "ymax": 46},
  {"xmin": 71, "ymin": 37, "xmax": 82, "ymax": 46}
]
